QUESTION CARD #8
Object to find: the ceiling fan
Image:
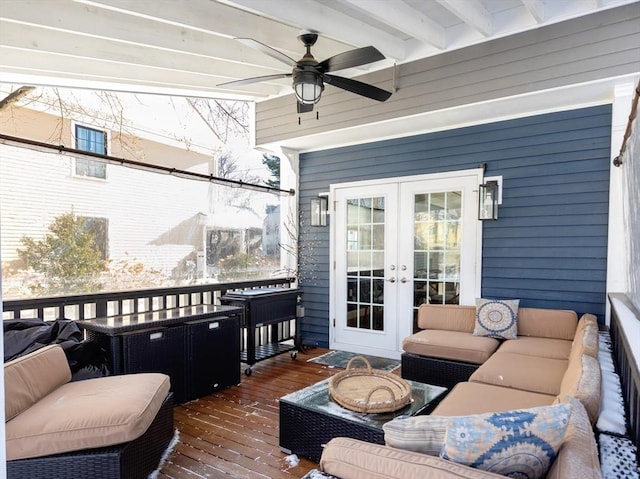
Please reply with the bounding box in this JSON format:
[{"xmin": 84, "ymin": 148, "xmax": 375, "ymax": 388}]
[{"xmin": 218, "ymin": 32, "xmax": 392, "ymax": 113}]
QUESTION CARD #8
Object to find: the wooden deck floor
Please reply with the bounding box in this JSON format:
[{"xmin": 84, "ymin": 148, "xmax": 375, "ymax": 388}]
[{"xmin": 157, "ymin": 347, "xmax": 339, "ymax": 479}]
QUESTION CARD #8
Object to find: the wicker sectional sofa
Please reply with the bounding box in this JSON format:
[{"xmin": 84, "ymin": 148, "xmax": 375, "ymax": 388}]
[
  {"xmin": 4, "ymin": 344, "xmax": 174, "ymax": 479},
  {"xmin": 312, "ymin": 303, "xmax": 603, "ymax": 479}
]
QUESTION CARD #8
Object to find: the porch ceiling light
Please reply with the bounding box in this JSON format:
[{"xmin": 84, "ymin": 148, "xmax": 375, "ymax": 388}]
[{"xmin": 479, "ymin": 180, "xmax": 499, "ymax": 220}]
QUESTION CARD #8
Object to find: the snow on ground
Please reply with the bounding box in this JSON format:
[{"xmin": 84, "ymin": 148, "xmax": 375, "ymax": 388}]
[
  {"xmin": 598, "ymin": 332, "xmax": 627, "ymax": 435},
  {"xmin": 598, "ymin": 328, "xmax": 639, "ymax": 478},
  {"xmin": 283, "ymin": 453, "xmax": 300, "ymax": 471}
]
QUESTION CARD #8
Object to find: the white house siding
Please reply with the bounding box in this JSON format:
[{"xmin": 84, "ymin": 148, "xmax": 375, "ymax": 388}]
[
  {"xmin": 0, "ymin": 141, "xmax": 209, "ymax": 267},
  {"xmin": 0, "ymin": 142, "xmax": 214, "ymax": 291}
]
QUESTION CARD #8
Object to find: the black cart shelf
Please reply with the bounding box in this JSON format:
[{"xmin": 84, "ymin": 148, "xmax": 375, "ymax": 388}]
[{"xmin": 221, "ymin": 287, "xmax": 300, "ymax": 375}]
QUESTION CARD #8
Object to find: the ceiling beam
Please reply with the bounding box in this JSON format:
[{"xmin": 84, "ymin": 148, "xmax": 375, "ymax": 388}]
[
  {"xmin": 0, "ymin": 46, "xmax": 283, "ymax": 98},
  {"xmin": 436, "ymin": 0, "xmax": 493, "ymax": 37},
  {"xmin": 221, "ymin": 0, "xmax": 407, "ymax": 62},
  {"xmin": 521, "ymin": 0, "xmax": 545, "ymax": 23},
  {"xmin": 341, "ymin": 0, "xmax": 446, "ymax": 50},
  {"xmin": 77, "ymin": 0, "xmax": 350, "ymax": 60},
  {"xmin": 1, "ymin": 0, "xmax": 287, "ymax": 70},
  {"xmin": 0, "ymin": 20, "xmax": 286, "ymax": 93}
]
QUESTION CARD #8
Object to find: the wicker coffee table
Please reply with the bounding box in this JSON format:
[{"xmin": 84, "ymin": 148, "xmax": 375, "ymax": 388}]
[{"xmin": 279, "ymin": 377, "xmax": 447, "ymax": 462}]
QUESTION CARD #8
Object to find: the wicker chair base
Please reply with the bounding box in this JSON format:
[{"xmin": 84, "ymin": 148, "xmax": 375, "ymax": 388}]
[
  {"xmin": 401, "ymin": 353, "xmax": 479, "ymax": 389},
  {"xmin": 7, "ymin": 393, "xmax": 174, "ymax": 479}
]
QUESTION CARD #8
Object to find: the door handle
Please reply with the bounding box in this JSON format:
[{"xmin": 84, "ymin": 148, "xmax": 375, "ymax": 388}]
[
  {"xmin": 400, "ymin": 277, "xmax": 409, "ymax": 283},
  {"xmin": 386, "ymin": 277, "xmax": 396, "ymax": 283}
]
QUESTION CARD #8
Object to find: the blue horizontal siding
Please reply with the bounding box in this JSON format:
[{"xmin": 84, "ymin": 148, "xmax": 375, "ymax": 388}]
[{"xmin": 298, "ymin": 105, "xmax": 611, "ymax": 347}]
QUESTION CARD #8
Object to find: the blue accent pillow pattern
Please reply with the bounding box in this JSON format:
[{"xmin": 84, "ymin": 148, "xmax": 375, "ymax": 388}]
[
  {"xmin": 473, "ymin": 298, "xmax": 520, "ymax": 339},
  {"xmin": 441, "ymin": 403, "xmax": 571, "ymax": 479}
]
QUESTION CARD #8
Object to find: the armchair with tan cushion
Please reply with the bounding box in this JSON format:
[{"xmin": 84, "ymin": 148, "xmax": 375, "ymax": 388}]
[{"xmin": 4, "ymin": 344, "xmax": 174, "ymax": 479}]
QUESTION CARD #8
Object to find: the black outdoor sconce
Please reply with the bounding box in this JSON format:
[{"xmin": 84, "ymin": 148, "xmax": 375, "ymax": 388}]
[
  {"xmin": 310, "ymin": 195, "xmax": 328, "ymax": 226},
  {"xmin": 478, "ymin": 180, "xmax": 499, "ymax": 220}
]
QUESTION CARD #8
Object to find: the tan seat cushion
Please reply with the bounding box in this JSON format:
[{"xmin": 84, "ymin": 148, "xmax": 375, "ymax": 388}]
[
  {"xmin": 469, "ymin": 352, "xmax": 568, "ymax": 395},
  {"xmin": 4, "ymin": 345, "xmax": 71, "ymax": 421},
  {"xmin": 416, "ymin": 304, "xmax": 476, "ymax": 332},
  {"xmin": 320, "ymin": 437, "xmax": 505, "ymax": 479},
  {"xmin": 431, "ymin": 381, "xmax": 555, "ymax": 416},
  {"xmin": 402, "ymin": 330, "xmax": 499, "ymax": 364},
  {"xmin": 6, "ymin": 373, "xmax": 170, "ymax": 460},
  {"xmin": 517, "ymin": 308, "xmax": 577, "ymax": 340},
  {"xmin": 548, "ymin": 396, "xmax": 602, "ymax": 479},
  {"xmin": 498, "ymin": 337, "xmax": 573, "ymax": 360}
]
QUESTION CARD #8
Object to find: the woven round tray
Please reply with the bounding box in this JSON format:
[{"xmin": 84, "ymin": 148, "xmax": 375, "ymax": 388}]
[{"xmin": 328, "ymin": 356, "xmax": 412, "ymax": 413}]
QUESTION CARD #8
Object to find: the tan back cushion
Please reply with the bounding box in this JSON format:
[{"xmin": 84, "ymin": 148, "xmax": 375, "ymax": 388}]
[
  {"xmin": 558, "ymin": 353, "xmax": 601, "ymax": 424},
  {"xmin": 547, "ymin": 396, "xmax": 602, "ymax": 479},
  {"xmin": 573, "ymin": 314, "xmax": 599, "ymax": 357},
  {"xmin": 4, "ymin": 345, "xmax": 71, "ymax": 421},
  {"xmin": 517, "ymin": 308, "xmax": 578, "ymax": 340},
  {"xmin": 321, "ymin": 437, "xmax": 506, "ymax": 479},
  {"xmin": 417, "ymin": 304, "xmax": 476, "ymax": 332},
  {"xmin": 383, "ymin": 415, "xmax": 449, "ymax": 456}
]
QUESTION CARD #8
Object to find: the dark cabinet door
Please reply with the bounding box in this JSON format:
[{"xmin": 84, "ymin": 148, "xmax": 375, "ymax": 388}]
[
  {"xmin": 185, "ymin": 316, "xmax": 241, "ymax": 401},
  {"xmin": 122, "ymin": 326, "xmax": 187, "ymax": 403}
]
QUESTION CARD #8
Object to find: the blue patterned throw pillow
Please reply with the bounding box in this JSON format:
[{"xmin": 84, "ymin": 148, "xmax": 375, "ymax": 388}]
[
  {"xmin": 441, "ymin": 403, "xmax": 571, "ymax": 479},
  {"xmin": 473, "ymin": 298, "xmax": 519, "ymax": 339}
]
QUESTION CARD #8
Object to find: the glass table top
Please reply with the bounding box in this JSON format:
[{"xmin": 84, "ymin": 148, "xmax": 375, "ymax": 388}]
[{"xmin": 280, "ymin": 377, "xmax": 447, "ymax": 430}]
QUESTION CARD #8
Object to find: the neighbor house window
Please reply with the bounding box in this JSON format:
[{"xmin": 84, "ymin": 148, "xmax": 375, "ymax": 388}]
[{"xmin": 74, "ymin": 125, "xmax": 107, "ymax": 179}]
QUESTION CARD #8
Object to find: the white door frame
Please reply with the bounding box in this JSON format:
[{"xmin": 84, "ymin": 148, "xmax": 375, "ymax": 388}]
[{"xmin": 329, "ymin": 168, "xmax": 484, "ymax": 358}]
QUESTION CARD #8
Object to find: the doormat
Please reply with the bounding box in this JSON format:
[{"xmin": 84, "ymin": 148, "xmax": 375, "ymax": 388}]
[{"xmin": 308, "ymin": 350, "xmax": 400, "ymax": 372}]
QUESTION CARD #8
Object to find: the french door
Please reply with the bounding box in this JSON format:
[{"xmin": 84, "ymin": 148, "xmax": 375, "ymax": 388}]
[{"xmin": 330, "ymin": 169, "xmax": 482, "ymax": 359}]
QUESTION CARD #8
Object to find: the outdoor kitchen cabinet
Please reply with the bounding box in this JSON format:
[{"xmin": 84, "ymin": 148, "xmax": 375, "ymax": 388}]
[{"xmin": 77, "ymin": 304, "xmax": 243, "ymax": 404}]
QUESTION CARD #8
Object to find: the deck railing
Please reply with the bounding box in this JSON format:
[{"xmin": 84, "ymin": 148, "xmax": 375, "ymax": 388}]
[
  {"xmin": 2, "ymin": 278, "xmax": 298, "ymax": 364},
  {"xmin": 609, "ymin": 293, "xmax": 640, "ymax": 464},
  {"xmin": 1, "ymin": 278, "xmax": 295, "ymax": 321}
]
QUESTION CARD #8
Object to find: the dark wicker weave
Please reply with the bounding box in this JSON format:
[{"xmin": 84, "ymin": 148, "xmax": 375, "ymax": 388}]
[
  {"xmin": 401, "ymin": 352, "xmax": 479, "ymax": 389},
  {"xmin": 7, "ymin": 393, "xmax": 174, "ymax": 479},
  {"xmin": 280, "ymin": 399, "xmax": 385, "ymax": 462},
  {"xmin": 122, "ymin": 327, "xmax": 187, "ymax": 403}
]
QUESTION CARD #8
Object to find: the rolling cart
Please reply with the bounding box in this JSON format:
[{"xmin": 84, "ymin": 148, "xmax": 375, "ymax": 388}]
[{"xmin": 221, "ymin": 287, "xmax": 300, "ymax": 375}]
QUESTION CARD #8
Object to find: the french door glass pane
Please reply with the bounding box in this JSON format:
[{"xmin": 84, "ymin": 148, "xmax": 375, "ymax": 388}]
[
  {"xmin": 345, "ymin": 195, "xmax": 385, "ymax": 331},
  {"xmin": 413, "ymin": 191, "xmax": 462, "ymax": 331}
]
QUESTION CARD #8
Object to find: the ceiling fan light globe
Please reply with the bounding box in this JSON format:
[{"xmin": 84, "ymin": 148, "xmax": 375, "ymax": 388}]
[
  {"xmin": 293, "ymin": 69, "xmax": 323, "ymax": 104},
  {"xmin": 294, "ymin": 82, "xmax": 323, "ymax": 104}
]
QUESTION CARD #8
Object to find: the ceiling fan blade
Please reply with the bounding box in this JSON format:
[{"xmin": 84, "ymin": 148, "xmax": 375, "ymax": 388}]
[
  {"xmin": 317, "ymin": 46, "xmax": 385, "ymax": 73},
  {"xmin": 297, "ymin": 101, "xmax": 314, "ymax": 114},
  {"xmin": 323, "ymin": 74, "xmax": 392, "ymax": 102},
  {"xmin": 235, "ymin": 38, "xmax": 297, "ymax": 67},
  {"xmin": 218, "ymin": 73, "xmax": 291, "ymax": 88}
]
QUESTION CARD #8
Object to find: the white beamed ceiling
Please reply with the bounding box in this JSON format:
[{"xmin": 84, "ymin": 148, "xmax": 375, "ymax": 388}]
[{"xmin": 1, "ymin": 0, "xmax": 637, "ymax": 102}]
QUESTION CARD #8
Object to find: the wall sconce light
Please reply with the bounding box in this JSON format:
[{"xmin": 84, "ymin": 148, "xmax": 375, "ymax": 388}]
[
  {"xmin": 310, "ymin": 196, "xmax": 328, "ymax": 226},
  {"xmin": 478, "ymin": 180, "xmax": 499, "ymax": 220}
]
